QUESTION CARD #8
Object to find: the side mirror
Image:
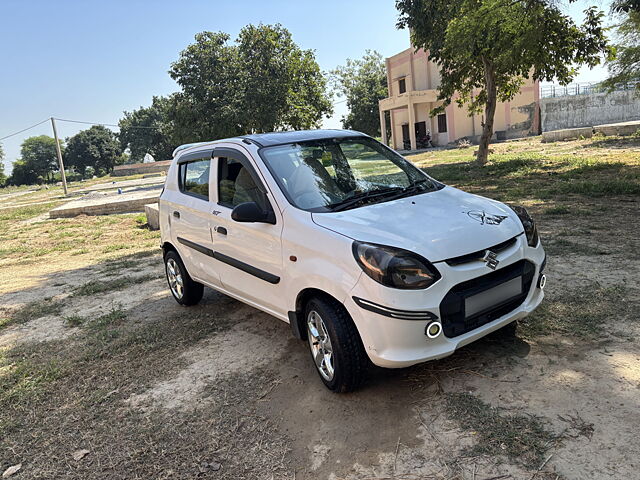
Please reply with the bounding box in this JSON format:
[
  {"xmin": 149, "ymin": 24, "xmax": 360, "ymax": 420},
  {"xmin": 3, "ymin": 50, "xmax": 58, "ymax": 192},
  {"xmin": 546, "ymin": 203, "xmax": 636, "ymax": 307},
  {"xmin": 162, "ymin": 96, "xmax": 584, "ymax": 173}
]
[{"xmin": 231, "ymin": 202, "xmax": 276, "ymax": 224}]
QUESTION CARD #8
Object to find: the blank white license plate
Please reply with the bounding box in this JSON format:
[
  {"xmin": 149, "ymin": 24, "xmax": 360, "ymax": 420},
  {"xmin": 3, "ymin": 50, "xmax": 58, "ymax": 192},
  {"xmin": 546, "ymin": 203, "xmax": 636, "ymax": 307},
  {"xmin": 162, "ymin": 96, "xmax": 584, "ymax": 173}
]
[{"xmin": 465, "ymin": 277, "xmax": 522, "ymax": 317}]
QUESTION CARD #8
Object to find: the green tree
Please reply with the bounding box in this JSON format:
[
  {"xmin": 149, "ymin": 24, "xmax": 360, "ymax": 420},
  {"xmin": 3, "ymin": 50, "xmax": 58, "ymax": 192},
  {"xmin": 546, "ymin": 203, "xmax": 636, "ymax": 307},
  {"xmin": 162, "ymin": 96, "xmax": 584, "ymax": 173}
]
[
  {"xmin": 65, "ymin": 126, "xmax": 122, "ymax": 177},
  {"xmin": 119, "ymin": 95, "xmax": 177, "ymax": 163},
  {"xmin": 396, "ymin": 0, "xmax": 611, "ymax": 165},
  {"xmin": 332, "ymin": 50, "xmax": 388, "ymax": 137},
  {"xmin": 169, "ymin": 24, "xmax": 333, "ymax": 139},
  {"xmin": 17, "ymin": 135, "xmax": 61, "ymax": 183},
  {"xmin": 9, "ymin": 160, "xmax": 36, "ymax": 186},
  {"xmin": 603, "ymin": 0, "xmax": 640, "ymax": 91}
]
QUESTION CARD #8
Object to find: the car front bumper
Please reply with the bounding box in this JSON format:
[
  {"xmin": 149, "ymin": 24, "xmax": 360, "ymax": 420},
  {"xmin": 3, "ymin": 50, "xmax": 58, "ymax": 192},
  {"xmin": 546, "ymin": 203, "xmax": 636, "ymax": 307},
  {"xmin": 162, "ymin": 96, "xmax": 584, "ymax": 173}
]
[{"xmin": 345, "ymin": 235, "xmax": 546, "ymax": 368}]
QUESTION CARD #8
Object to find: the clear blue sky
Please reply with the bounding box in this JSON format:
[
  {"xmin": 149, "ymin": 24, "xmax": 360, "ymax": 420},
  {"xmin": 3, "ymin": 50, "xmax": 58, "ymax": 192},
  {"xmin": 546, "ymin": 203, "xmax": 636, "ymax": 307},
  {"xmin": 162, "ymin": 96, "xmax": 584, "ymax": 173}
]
[{"xmin": 0, "ymin": 0, "xmax": 610, "ymax": 174}]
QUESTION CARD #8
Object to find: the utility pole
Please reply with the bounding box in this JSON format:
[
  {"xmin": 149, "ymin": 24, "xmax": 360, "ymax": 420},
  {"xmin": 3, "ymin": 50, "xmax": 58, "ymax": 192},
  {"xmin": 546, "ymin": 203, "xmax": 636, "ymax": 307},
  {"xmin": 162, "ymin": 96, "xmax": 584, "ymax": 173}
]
[{"xmin": 50, "ymin": 117, "xmax": 68, "ymax": 195}]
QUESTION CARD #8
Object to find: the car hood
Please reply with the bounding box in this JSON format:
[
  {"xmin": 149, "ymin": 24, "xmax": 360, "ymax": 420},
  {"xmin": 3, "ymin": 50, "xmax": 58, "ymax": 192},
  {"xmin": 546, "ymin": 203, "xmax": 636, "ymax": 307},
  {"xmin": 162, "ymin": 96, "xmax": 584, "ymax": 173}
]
[{"xmin": 311, "ymin": 186, "xmax": 524, "ymax": 262}]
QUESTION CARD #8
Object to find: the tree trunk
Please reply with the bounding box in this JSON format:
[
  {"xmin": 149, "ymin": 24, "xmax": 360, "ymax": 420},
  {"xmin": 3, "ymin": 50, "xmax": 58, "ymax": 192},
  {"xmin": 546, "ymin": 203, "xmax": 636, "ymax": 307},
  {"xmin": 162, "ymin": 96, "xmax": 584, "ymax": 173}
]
[{"xmin": 477, "ymin": 58, "xmax": 497, "ymax": 166}]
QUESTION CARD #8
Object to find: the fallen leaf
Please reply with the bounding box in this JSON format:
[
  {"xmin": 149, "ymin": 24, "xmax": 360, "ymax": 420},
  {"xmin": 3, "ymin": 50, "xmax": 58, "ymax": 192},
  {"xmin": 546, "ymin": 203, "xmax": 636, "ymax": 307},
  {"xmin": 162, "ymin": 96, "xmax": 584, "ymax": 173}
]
[
  {"xmin": 2, "ymin": 464, "xmax": 22, "ymax": 478},
  {"xmin": 72, "ymin": 449, "xmax": 90, "ymax": 461}
]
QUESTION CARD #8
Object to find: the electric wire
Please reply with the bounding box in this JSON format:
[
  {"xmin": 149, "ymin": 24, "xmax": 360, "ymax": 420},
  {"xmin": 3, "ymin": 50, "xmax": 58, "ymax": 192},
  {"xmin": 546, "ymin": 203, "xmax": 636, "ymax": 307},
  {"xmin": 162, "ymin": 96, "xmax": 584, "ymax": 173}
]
[
  {"xmin": 53, "ymin": 118, "xmax": 159, "ymax": 129},
  {"xmin": 0, "ymin": 118, "xmax": 50, "ymax": 141}
]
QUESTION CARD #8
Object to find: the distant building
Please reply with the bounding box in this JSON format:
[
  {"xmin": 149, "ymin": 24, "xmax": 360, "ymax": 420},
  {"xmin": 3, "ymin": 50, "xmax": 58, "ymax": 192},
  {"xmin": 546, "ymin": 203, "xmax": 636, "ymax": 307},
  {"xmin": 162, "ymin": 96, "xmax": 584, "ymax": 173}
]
[{"xmin": 378, "ymin": 47, "xmax": 540, "ymax": 150}]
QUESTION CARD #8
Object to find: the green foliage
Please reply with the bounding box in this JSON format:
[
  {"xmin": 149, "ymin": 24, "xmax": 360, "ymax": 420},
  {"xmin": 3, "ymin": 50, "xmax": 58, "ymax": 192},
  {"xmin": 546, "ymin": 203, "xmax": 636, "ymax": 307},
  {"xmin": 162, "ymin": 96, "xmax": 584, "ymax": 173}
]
[
  {"xmin": 9, "ymin": 135, "xmax": 61, "ymax": 185},
  {"xmin": 65, "ymin": 125, "xmax": 123, "ymax": 177},
  {"xmin": 168, "ymin": 24, "xmax": 333, "ymax": 139},
  {"xmin": 118, "ymin": 96, "xmax": 176, "ymax": 163},
  {"xmin": 603, "ymin": 9, "xmax": 640, "ymax": 90},
  {"xmin": 395, "ymin": 0, "xmax": 611, "ymax": 164},
  {"xmin": 331, "ymin": 50, "xmax": 388, "ymax": 137}
]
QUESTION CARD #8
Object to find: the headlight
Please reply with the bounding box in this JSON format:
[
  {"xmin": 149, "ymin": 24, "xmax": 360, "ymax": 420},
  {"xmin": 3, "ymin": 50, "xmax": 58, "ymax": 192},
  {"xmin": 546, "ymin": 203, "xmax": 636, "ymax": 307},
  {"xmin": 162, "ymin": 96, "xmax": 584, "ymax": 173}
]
[
  {"xmin": 352, "ymin": 241, "xmax": 441, "ymax": 289},
  {"xmin": 510, "ymin": 205, "xmax": 539, "ymax": 247}
]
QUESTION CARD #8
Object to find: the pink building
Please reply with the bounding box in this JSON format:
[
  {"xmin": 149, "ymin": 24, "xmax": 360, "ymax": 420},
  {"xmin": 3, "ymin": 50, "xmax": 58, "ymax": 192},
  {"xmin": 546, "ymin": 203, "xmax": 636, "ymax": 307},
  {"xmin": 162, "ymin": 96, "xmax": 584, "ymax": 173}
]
[{"xmin": 379, "ymin": 47, "xmax": 541, "ymax": 150}]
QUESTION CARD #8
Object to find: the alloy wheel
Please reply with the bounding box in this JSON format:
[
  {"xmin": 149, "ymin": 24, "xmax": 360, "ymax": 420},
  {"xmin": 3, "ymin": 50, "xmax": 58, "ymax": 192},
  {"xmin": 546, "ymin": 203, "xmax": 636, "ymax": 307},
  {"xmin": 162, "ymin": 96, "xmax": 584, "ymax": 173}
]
[
  {"xmin": 307, "ymin": 310, "xmax": 335, "ymax": 381},
  {"xmin": 166, "ymin": 258, "xmax": 184, "ymax": 299}
]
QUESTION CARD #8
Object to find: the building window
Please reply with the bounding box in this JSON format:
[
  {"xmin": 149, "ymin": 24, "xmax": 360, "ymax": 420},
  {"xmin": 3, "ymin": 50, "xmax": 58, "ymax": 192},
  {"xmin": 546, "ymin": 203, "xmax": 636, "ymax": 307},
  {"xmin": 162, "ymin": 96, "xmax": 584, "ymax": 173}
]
[
  {"xmin": 437, "ymin": 113, "xmax": 447, "ymax": 133},
  {"xmin": 398, "ymin": 78, "xmax": 406, "ymax": 94}
]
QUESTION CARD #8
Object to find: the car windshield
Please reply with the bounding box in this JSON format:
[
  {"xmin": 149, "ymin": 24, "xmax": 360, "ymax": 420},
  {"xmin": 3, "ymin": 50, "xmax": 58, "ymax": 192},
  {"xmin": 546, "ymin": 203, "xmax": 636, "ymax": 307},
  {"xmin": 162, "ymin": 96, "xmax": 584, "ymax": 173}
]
[{"xmin": 259, "ymin": 136, "xmax": 440, "ymax": 212}]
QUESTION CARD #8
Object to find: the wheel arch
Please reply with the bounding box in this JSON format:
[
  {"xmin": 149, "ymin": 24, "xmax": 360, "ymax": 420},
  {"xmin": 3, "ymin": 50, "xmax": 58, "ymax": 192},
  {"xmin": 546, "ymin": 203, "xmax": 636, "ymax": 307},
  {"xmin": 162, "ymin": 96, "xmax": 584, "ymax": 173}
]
[
  {"xmin": 161, "ymin": 241, "xmax": 178, "ymax": 258},
  {"xmin": 289, "ymin": 288, "xmax": 353, "ymax": 341}
]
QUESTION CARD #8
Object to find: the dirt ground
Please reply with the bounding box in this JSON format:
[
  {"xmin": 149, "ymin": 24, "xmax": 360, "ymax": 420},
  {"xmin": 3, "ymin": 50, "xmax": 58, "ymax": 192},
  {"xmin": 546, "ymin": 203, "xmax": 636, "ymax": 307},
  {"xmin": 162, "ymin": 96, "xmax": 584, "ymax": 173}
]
[{"xmin": 1, "ymin": 136, "xmax": 639, "ymax": 479}]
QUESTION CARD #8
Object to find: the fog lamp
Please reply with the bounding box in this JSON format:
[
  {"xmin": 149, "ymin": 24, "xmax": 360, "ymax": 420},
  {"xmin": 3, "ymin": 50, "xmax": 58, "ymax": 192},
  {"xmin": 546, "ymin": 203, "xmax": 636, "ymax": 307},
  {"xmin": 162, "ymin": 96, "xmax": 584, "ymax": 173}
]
[{"xmin": 425, "ymin": 321, "xmax": 442, "ymax": 339}]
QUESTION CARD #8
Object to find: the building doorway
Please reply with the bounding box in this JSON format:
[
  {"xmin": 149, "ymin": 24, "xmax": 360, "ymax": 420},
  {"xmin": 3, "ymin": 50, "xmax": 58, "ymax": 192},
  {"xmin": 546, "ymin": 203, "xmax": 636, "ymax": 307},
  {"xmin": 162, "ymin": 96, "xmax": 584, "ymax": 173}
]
[{"xmin": 401, "ymin": 124, "xmax": 410, "ymax": 150}]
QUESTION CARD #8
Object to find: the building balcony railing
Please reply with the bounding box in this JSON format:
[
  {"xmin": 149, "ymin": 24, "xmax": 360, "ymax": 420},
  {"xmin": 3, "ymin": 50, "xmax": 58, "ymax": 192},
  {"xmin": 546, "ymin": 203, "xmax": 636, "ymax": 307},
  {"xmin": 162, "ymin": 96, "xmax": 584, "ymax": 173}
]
[
  {"xmin": 540, "ymin": 81, "xmax": 640, "ymax": 98},
  {"xmin": 379, "ymin": 89, "xmax": 440, "ymax": 111}
]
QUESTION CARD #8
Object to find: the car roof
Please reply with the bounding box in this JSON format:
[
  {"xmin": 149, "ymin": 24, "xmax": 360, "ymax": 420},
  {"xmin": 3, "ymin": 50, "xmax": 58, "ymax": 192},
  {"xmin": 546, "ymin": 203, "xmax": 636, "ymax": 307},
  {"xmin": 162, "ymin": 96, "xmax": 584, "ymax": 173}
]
[
  {"xmin": 172, "ymin": 129, "xmax": 368, "ymax": 157},
  {"xmin": 240, "ymin": 129, "xmax": 367, "ymax": 147}
]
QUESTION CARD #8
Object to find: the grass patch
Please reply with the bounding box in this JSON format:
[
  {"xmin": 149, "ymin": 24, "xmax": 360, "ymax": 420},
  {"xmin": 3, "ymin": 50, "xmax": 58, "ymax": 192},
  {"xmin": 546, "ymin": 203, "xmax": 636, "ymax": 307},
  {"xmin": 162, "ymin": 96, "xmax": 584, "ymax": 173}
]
[
  {"xmin": 63, "ymin": 315, "xmax": 85, "ymax": 327},
  {"xmin": 87, "ymin": 307, "xmax": 127, "ymax": 330},
  {"xmin": 445, "ymin": 392, "xmax": 557, "ymax": 468},
  {"xmin": 73, "ymin": 274, "xmax": 154, "ymax": 296},
  {"xmin": 543, "ymin": 205, "xmax": 571, "ymax": 215},
  {"xmin": 10, "ymin": 298, "xmax": 65, "ymax": 325},
  {"xmin": 414, "ymin": 148, "xmax": 640, "ymax": 201},
  {"xmin": 520, "ymin": 284, "xmax": 630, "ymax": 339},
  {"xmin": 544, "ymin": 238, "xmax": 610, "ymax": 256},
  {"xmin": 0, "ymin": 345, "xmax": 68, "ymax": 410},
  {"xmin": 0, "ymin": 201, "xmax": 61, "ymax": 221},
  {"xmin": 102, "ymin": 243, "xmax": 131, "ymax": 253}
]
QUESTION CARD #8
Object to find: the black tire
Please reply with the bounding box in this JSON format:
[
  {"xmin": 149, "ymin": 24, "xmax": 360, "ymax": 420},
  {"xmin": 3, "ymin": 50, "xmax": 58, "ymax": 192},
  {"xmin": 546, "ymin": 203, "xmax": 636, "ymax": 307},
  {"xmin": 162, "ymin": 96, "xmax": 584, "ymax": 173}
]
[
  {"xmin": 164, "ymin": 250, "xmax": 204, "ymax": 306},
  {"xmin": 304, "ymin": 296, "xmax": 368, "ymax": 392}
]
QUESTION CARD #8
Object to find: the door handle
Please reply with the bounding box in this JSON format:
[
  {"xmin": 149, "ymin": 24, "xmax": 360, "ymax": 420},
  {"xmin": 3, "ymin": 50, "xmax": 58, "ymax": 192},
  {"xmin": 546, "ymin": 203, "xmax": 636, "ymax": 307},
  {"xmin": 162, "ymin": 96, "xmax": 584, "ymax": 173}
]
[
  {"xmin": 173, "ymin": 211, "xmax": 180, "ymax": 219},
  {"xmin": 215, "ymin": 226, "xmax": 227, "ymax": 235}
]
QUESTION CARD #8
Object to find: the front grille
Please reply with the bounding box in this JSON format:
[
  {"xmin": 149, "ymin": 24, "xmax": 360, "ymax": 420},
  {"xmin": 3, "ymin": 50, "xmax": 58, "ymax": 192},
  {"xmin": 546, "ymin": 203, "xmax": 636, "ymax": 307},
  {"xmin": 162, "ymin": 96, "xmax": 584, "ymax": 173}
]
[
  {"xmin": 439, "ymin": 259, "xmax": 535, "ymax": 338},
  {"xmin": 445, "ymin": 236, "xmax": 519, "ymax": 266}
]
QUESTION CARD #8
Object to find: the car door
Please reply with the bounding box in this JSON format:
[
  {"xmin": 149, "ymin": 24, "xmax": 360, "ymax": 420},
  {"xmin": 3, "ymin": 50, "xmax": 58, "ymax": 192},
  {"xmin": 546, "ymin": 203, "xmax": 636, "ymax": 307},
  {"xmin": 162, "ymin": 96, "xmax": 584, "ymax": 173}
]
[
  {"xmin": 170, "ymin": 150, "xmax": 221, "ymax": 287},
  {"xmin": 210, "ymin": 147, "xmax": 285, "ymax": 315}
]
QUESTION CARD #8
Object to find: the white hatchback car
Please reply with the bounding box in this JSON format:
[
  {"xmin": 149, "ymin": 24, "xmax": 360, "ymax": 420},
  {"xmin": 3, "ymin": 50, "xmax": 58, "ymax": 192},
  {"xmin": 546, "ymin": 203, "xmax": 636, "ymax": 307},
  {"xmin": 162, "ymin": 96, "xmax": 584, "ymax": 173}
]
[{"xmin": 159, "ymin": 130, "xmax": 546, "ymax": 392}]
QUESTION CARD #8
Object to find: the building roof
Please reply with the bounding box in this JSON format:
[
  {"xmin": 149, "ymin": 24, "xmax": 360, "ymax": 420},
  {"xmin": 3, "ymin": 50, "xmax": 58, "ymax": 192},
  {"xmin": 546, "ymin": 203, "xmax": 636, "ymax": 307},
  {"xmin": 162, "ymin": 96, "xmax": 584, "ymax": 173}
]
[{"xmin": 240, "ymin": 129, "xmax": 367, "ymax": 147}]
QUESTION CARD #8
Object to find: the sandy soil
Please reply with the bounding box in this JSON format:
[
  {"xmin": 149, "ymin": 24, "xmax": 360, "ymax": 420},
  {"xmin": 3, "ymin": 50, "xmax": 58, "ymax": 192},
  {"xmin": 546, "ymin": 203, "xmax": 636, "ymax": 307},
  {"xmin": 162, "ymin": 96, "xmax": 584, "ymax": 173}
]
[{"xmin": 1, "ymin": 175, "xmax": 639, "ymax": 479}]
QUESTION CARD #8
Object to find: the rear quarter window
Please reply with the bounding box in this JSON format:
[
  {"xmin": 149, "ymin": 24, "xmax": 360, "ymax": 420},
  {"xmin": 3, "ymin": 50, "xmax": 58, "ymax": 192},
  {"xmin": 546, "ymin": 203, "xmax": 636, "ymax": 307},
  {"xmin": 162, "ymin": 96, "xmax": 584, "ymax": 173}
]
[{"xmin": 178, "ymin": 158, "xmax": 210, "ymax": 200}]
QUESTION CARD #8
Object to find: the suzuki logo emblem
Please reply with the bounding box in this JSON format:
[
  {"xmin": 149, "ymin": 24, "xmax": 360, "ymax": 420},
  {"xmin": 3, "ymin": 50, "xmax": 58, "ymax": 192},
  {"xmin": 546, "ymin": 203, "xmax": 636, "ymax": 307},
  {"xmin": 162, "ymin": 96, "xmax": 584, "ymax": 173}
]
[{"xmin": 483, "ymin": 250, "xmax": 499, "ymax": 270}]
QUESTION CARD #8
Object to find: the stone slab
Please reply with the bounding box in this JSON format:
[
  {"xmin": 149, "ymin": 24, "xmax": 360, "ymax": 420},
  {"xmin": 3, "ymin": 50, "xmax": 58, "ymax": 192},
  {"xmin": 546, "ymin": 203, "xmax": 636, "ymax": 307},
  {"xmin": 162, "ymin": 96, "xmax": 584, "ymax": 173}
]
[
  {"xmin": 594, "ymin": 120, "xmax": 640, "ymax": 137},
  {"xmin": 49, "ymin": 190, "xmax": 160, "ymax": 218},
  {"xmin": 74, "ymin": 176, "xmax": 165, "ymax": 193},
  {"xmin": 542, "ymin": 127, "xmax": 593, "ymax": 143}
]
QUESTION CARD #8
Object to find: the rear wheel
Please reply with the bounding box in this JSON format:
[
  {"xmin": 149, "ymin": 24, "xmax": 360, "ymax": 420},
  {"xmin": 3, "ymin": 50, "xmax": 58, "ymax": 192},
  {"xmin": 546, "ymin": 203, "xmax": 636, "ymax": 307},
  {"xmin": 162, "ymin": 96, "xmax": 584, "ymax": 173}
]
[
  {"xmin": 164, "ymin": 250, "xmax": 204, "ymax": 306},
  {"xmin": 305, "ymin": 297, "xmax": 368, "ymax": 392}
]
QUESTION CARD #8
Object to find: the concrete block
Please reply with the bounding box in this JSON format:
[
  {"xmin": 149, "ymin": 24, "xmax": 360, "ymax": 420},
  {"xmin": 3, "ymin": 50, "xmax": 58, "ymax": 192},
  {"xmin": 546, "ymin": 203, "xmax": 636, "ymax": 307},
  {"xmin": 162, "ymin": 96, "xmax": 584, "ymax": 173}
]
[
  {"xmin": 145, "ymin": 203, "xmax": 160, "ymax": 231},
  {"xmin": 594, "ymin": 120, "xmax": 640, "ymax": 137},
  {"xmin": 542, "ymin": 127, "xmax": 593, "ymax": 143},
  {"xmin": 49, "ymin": 190, "xmax": 160, "ymax": 218}
]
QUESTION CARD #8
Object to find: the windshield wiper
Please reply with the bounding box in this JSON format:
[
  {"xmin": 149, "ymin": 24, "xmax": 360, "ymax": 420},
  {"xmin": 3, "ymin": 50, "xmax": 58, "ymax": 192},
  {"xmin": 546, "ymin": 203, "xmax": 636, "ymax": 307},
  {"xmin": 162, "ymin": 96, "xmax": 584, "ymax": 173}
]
[{"xmin": 327, "ymin": 187, "xmax": 403, "ymax": 212}]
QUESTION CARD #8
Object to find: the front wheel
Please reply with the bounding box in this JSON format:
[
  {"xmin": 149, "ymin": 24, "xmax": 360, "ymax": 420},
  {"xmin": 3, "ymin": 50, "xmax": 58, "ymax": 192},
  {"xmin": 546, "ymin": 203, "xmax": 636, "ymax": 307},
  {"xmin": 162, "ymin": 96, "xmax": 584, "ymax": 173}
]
[
  {"xmin": 164, "ymin": 250, "xmax": 204, "ymax": 306},
  {"xmin": 305, "ymin": 297, "xmax": 368, "ymax": 392}
]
